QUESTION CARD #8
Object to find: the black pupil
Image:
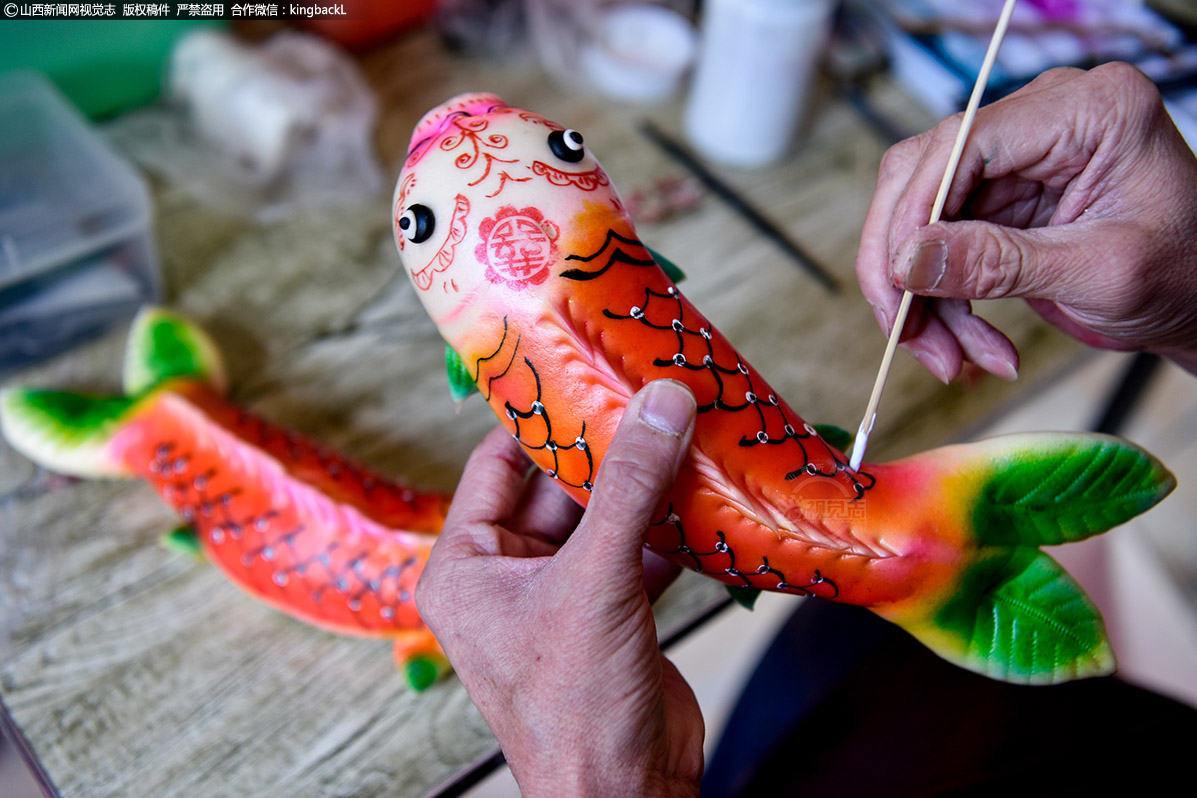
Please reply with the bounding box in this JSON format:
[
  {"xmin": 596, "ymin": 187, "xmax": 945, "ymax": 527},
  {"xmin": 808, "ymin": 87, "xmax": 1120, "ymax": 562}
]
[
  {"xmin": 549, "ymin": 129, "xmax": 585, "ymax": 163},
  {"xmin": 403, "ymin": 205, "xmax": 435, "ymax": 243}
]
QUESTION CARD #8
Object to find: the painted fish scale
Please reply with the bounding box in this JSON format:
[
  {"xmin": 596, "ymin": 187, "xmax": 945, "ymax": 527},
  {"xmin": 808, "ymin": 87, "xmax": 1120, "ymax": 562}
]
[
  {"xmin": 107, "ymin": 385, "xmax": 436, "ymax": 636},
  {"xmin": 511, "ymin": 209, "xmax": 928, "ymax": 606},
  {"xmin": 394, "ymin": 94, "xmax": 1177, "ymax": 684}
]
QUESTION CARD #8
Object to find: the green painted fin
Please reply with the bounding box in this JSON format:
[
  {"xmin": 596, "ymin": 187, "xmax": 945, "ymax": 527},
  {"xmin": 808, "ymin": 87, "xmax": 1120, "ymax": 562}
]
[
  {"xmin": 123, "ymin": 307, "xmax": 227, "ymax": 396},
  {"xmin": 813, "ymin": 423, "xmax": 852, "ymax": 452},
  {"xmin": 904, "ymin": 548, "xmax": 1115, "ymax": 685},
  {"xmin": 0, "ymin": 389, "xmax": 138, "ymax": 478},
  {"xmin": 887, "ymin": 432, "xmax": 1175, "ymax": 684},
  {"xmin": 161, "ymin": 525, "xmax": 205, "ymax": 560},
  {"xmin": 726, "ymin": 584, "xmax": 761, "ymax": 610},
  {"xmin": 973, "ymin": 434, "xmax": 1176, "ymax": 547},
  {"xmin": 445, "ymin": 344, "xmax": 477, "ymax": 403},
  {"xmin": 647, "ymin": 247, "xmax": 686, "ymax": 284}
]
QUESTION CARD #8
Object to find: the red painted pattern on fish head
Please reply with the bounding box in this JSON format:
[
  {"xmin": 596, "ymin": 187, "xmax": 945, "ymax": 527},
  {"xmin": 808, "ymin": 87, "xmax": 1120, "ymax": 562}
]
[{"xmin": 394, "ymin": 94, "xmax": 619, "ymax": 346}]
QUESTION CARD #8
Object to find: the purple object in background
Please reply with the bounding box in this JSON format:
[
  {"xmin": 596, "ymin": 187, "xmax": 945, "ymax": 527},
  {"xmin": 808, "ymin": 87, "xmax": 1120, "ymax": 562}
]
[{"xmin": 1027, "ymin": 0, "xmax": 1081, "ymax": 20}]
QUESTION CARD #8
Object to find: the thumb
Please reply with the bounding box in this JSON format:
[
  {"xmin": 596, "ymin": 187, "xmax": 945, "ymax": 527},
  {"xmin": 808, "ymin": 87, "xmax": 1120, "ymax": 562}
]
[
  {"xmin": 891, "ymin": 220, "xmax": 1118, "ymax": 305},
  {"xmin": 557, "ymin": 380, "xmax": 696, "ymax": 589}
]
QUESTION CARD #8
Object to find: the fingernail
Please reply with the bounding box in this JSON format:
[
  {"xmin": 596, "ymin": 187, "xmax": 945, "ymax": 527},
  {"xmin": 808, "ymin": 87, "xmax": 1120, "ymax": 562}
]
[
  {"xmin": 639, "ymin": 380, "xmax": 696, "ymax": 436},
  {"xmin": 978, "ymin": 351, "xmax": 1019, "ymax": 381},
  {"xmin": 912, "ymin": 348, "xmax": 952, "ymax": 384},
  {"xmin": 904, "ymin": 240, "xmax": 948, "ymax": 291},
  {"xmin": 867, "ymin": 300, "xmax": 893, "ymax": 335}
]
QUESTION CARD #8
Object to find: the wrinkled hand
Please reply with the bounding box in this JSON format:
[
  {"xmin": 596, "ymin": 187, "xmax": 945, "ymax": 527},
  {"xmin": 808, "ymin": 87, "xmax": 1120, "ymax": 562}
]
[
  {"xmin": 416, "ymin": 380, "xmax": 703, "ymax": 798},
  {"xmin": 857, "ymin": 63, "xmax": 1197, "ymax": 380}
]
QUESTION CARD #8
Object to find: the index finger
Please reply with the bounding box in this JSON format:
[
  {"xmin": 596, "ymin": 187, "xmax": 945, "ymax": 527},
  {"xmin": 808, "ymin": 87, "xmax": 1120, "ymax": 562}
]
[
  {"xmin": 856, "ymin": 134, "xmax": 926, "ymax": 331},
  {"xmin": 442, "ymin": 425, "xmax": 533, "ymax": 531},
  {"xmin": 887, "ymin": 67, "xmax": 1089, "ymax": 261}
]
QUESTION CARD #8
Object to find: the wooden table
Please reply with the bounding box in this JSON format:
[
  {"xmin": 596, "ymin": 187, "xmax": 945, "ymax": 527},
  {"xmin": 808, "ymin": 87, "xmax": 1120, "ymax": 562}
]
[{"xmin": 0, "ymin": 27, "xmax": 1085, "ymax": 798}]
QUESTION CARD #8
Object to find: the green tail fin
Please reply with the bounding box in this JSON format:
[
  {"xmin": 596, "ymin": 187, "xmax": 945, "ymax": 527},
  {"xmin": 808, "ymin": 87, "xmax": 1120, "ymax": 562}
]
[
  {"xmin": 886, "ymin": 432, "xmax": 1174, "ymax": 684},
  {"xmin": 973, "ymin": 433, "xmax": 1175, "ymax": 546},
  {"xmin": 911, "ymin": 548, "xmax": 1115, "ymax": 684},
  {"xmin": 1, "ymin": 308, "xmax": 226, "ymax": 477},
  {"xmin": 123, "ymin": 307, "xmax": 226, "ymax": 396},
  {"xmin": 0, "ymin": 388, "xmax": 139, "ymax": 477}
]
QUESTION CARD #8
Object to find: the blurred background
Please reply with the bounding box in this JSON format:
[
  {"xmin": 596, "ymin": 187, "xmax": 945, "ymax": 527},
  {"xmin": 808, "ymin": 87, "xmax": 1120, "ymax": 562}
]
[{"xmin": 1, "ymin": 1, "xmax": 1195, "ymax": 795}]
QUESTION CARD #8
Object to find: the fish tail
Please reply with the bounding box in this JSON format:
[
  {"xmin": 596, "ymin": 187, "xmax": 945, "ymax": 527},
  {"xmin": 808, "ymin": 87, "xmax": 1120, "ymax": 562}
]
[
  {"xmin": 0, "ymin": 387, "xmax": 141, "ymax": 477},
  {"xmin": 874, "ymin": 432, "xmax": 1175, "ymax": 684},
  {"xmin": 122, "ymin": 306, "xmax": 227, "ymax": 396},
  {"xmin": 0, "ymin": 307, "xmax": 226, "ymax": 478}
]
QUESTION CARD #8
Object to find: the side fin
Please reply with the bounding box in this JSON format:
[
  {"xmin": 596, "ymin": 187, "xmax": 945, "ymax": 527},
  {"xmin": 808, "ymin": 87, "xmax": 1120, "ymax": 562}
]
[
  {"xmin": 0, "ymin": 389, "xmax": 138, "ymax": 477},
  {"xmin": 812, "ymin": 423, "xmax": 852, "ymax": 452},
  {"xmin": 123, "ymin": 307, "xmax": 227, "ymax": 396},
  {"xmin": 445, "ymin": 344, "xmax": 478, "ymax": 403},
  {"xmin": 161, "ymin": 525, "xmax": 206, "ymax": 560},
  {"xmin": 393, "ymin": 629, "xmax": 451, "ymax": 691},
  {"xmin": 647, "ymin": 247, "xmax": 686, "ymax": 284},
  {"xmin": 726, "ymin": 584, "xmax": 761, "ymax": 610},
  {"xmin": 880, "ymin": 432, "xmax": 1174, "ymax": 684}
]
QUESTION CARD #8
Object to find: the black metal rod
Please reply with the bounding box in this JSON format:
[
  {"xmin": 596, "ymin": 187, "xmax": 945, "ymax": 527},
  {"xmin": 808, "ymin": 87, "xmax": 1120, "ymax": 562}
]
[
  {"xmin": 1090, "ymin": 351, "xmax": 1162, "ymax": 435},
  {"xmin": 426, "ymin": 748, "xmax": 507, "ymax": 798}
]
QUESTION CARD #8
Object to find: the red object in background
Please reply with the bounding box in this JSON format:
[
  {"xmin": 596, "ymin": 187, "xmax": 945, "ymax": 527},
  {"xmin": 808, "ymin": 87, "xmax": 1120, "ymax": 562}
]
[{"xmin": 302, "ymin": 0, "xmax": 438, "ymax": 51}]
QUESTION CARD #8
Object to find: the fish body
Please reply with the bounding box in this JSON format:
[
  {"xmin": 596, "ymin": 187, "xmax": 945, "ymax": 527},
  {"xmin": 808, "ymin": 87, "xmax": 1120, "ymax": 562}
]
[
  {"xmin": 0, "ymin": 309, "xmax": 450, "ymax": 690},
  {"xmin": 393, "ymin": 94, "xmax": 1176, "ymax": 684}
]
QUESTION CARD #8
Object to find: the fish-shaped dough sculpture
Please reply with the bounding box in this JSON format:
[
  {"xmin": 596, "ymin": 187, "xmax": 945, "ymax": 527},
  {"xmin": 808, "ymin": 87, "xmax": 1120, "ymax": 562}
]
[
  {"xmin": 392, "ymin": 93, "xmax": 1176, "ymax": 685},
  {"xmin": 0, "ymin": 309, "xmax": 451, "ymax": 690}
]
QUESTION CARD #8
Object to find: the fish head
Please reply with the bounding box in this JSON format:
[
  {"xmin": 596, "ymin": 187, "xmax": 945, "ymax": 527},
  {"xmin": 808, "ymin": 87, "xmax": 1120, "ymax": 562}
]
[{"xmin": 393, "ymin": 93, "xmax": 619, "ymax": 332}]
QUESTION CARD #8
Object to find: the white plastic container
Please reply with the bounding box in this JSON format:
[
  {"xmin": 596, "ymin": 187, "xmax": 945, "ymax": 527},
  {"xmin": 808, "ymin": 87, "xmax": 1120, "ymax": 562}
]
[
  {"xmin": 526, "ymin": 0, "xmax": 697, "ymax": 103},
  {"xmin": 683, "ymin": 0, "xmax": 836, "ymax": 168},
  {"xmin": 580, "ymin": 3, "xmax": 697, "ymax": 103},
  {"xmin": 0, "ymin": 70, "xmax": 159, "ymax": 370}
]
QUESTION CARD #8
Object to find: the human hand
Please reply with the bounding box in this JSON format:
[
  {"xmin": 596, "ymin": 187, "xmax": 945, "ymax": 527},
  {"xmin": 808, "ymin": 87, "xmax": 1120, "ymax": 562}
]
[
  {"xmin": 416, "ymin": 380, "xmax": 703, "ymax": 797},
  {"xmin": 857, "ymin": 63, "xmax": 1197, "ymax": 380}
]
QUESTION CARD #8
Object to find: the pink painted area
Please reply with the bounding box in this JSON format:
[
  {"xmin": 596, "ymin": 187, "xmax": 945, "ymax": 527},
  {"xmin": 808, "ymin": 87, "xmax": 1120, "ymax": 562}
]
[{"xmin": 406, "ymin": 93, "xmax": 508, "ymax": 168}]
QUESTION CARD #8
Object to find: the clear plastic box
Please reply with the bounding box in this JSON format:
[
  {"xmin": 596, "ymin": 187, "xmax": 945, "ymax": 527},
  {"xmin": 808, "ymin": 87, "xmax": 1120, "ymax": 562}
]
[{"xmin": 0, "ymin": 70, "xmax": 160, "ymax": 372}]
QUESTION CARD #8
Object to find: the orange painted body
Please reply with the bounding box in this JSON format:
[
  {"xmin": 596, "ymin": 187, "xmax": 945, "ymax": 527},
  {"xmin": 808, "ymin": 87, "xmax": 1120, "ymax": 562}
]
[
  {"xmin": 393, "ymin": 97, "xmax": 978, "ymax": 621},
  {"xmin": 468, "ymin": 208, "xmax": 968, "ymax": 613},
  {"xmin": 108, "ymin": 382, "xmax": 448, "ymax": 650}
]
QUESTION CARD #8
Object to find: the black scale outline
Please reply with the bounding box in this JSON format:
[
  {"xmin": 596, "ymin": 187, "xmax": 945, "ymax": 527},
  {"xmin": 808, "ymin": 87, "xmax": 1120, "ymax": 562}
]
[
  {"xmin": 549, "ymin": 227, "xmax": 881, "ymax": 594},
  {"xmin": 592, "ymin": 259, "xmax": 873, "ymax": 497},
  {"xmin": 501, "ymin": 357, "xmax": 596, "ymax": 492},
  {"xmin": 647, "ymin": 504, "xmax": 838, "ymax": 598}
]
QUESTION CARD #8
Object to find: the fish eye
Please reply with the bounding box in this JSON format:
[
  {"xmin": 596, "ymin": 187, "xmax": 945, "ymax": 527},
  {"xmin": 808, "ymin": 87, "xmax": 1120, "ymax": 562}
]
[
  {"xmin": 398, "ymin": 204, "xmax": 436, "ymax": 243},
  {"xmin": 548, "ymin": 129, "xmax": 585, "ymax": 163}
]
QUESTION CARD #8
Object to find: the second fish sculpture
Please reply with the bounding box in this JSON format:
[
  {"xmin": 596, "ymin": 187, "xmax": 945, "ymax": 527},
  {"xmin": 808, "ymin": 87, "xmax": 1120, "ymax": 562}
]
[
  {"xmin": 392, "ymin": 93, "xmax": 1176, "ymax": 685},
  {"xmin": 0, "ymin": 308, "xmax": 452, "ymax": 690}
]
